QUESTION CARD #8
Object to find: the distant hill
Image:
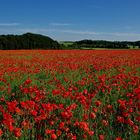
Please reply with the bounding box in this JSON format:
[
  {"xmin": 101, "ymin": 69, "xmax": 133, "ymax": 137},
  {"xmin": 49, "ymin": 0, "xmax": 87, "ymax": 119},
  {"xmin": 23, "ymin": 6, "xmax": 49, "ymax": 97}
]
[
  {"xmin": 0, "ymin": 33, "xmax": 140, "ymax": 50},
  {"xmin": 0, "ymin": 33, "xmax": 60, "ymax": 50},
  {"xmin": 68, "ymin": 39, "xmax": 140, "ymax": 49}
]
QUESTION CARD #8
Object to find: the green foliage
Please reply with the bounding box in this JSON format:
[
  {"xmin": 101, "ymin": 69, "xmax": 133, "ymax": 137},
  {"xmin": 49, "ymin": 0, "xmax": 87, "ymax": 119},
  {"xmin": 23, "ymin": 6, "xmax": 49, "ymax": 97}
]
[
  {"xmin": 0, "ymin": 33, "xmax": 60, "ymax": 50},
  {"xmin": 68, "ymin": 39, "xmax": 140, "ymax": 49}
]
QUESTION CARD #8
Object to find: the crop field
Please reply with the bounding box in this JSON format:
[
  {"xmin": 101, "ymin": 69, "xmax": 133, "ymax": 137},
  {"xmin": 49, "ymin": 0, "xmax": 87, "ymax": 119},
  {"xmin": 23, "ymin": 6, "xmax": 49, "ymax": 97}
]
[{"xmin": 0, "ymin": 50, "xmax": 140, "ymax": 140}]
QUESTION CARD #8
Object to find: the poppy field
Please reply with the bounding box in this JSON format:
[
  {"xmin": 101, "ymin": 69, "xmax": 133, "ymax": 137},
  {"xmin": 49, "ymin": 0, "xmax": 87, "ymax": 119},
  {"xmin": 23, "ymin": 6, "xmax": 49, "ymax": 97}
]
[{"xmin": 0, "ymin": 50, "xmax": 140, "ymax": 140}]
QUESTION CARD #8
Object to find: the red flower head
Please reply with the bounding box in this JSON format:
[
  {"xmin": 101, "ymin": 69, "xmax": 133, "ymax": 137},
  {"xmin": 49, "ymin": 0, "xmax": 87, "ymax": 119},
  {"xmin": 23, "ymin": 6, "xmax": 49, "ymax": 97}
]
[
  {"xmin": 14, "ymin": 128, "xmax": 21, "ymax": 138},
  {"xmin": 51, "ymin": 133, "xmax": 57, "ymax": 140},
  {"xmin": 0, "ymin": 129, "xmax": 3, "ymax": 136}
]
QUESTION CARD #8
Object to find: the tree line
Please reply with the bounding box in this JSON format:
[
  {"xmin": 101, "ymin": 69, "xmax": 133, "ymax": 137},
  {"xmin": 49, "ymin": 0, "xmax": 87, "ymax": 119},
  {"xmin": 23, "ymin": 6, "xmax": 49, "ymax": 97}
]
[
  {"xmin": 0, "ymin": 33, "xmax": 60, "ymax": 50},
  {"xmin": 0, "ymin": 33, "xmax": 140, "ymax": 50},
  {"xmin": 67, "ymin": 40, "xmax": 140, "ymax": 49}
]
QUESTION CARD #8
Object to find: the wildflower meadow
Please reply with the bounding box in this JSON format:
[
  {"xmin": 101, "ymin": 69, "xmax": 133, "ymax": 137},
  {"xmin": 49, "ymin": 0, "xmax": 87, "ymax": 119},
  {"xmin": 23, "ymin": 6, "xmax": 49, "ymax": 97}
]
[{"xmin": 0, "ymin": 50, "xmax": 140, "ymax": 140}]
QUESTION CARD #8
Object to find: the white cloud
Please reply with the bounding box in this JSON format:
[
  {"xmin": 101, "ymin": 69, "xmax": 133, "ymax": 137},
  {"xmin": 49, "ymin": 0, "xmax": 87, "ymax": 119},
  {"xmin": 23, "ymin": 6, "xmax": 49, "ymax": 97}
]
[
  {"xmin": 0, "ymin": 27, "xmax": 140, "ymax": 41},
  {"xmin": 45, "ymin": 29, "xmax": 140, "ymax": 38},
  {"xmin": 105, "ymin": 32, "xmax": 140, "ymax": 37},
  {"xmin": 0, "ymin": 23, "xmax": 20, "ymax": 26},
  {"xmin": 55, "ymin": 29, "xmax": 98, "ymax": 35},
  {"xmin": 49, "ymin": 23, "xmax": 73, "ymax": 26}
]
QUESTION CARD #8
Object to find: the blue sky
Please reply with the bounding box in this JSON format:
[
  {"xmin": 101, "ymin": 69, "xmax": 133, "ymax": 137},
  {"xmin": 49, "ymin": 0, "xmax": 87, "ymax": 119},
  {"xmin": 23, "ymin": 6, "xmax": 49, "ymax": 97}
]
[{"xmin": 0, "ymin": 0, "xmax": 140, "ymax": 41}]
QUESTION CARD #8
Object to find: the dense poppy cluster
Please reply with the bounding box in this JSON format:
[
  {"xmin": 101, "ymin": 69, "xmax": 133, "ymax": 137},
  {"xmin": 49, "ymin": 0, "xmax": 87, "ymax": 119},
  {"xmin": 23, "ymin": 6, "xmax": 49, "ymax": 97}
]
[{"xmin": 0, "ymin": 50, "xmax": 140, "ymax": 140}]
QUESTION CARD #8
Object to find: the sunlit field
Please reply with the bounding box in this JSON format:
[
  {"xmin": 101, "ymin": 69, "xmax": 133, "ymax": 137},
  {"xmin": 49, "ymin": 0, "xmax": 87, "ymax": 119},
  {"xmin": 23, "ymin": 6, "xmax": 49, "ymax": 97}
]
[{"xmin": 0, "ymin": 50, "xmax": 140, "ymax": 140}]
